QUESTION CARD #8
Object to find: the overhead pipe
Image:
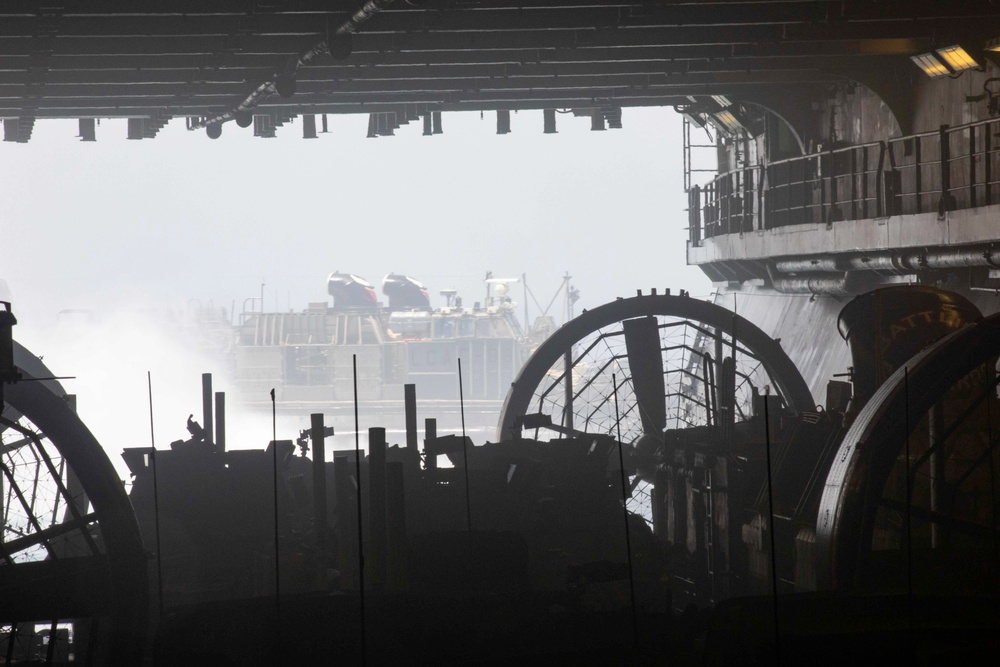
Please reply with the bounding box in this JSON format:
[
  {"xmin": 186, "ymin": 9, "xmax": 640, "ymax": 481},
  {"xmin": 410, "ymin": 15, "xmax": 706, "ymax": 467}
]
[
  {"xmin": 769, "ymin": 244, "xmax": 1000, "ymax": 281},
  {"xmin": 191, "ymin": 0, "xmax": 396, "ymax": 131},
  {"xmin": 917, "ymin": 246, "xmax": 1000, "ymax": 269},
  {"xmin": 767, "ymin": 265, "xmax": 876, "ymax": 296},
  {"xmin": 773, "ymin": 257, "xmax": 839, "ymax": 274},
  {"xmin": 842, "ymin": 255, "xmax": 911, "ymax": 274}
]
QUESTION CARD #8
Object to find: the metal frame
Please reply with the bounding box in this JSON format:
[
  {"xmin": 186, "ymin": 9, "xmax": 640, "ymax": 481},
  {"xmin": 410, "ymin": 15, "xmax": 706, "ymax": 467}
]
[
  {"xmin": 3, "ymin": 363, "xmax": 147, "ymax": 665},
  {"xmin": 496, "ymin": 292, "xmax": 813, "ymax": 441},
  {"xmin": 816, "ymin": 312, "xmax": 1000, "ymax": 590}
]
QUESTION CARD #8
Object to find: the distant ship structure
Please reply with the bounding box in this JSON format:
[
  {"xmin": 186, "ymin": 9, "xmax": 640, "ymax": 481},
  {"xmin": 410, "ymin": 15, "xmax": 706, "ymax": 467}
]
[{"xmin": 232, "ymin": 272, "xmax": 538, "ymax": 413}]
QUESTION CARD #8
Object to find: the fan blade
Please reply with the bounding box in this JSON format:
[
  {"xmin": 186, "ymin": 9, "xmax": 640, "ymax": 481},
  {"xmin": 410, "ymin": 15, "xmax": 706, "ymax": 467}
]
[{"xmin": 623, "ymin": 316, "xmax": 667, "ymax": 437}]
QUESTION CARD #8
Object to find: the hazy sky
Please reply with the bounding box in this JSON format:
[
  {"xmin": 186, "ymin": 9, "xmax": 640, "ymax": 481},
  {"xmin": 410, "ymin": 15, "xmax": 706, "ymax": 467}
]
[
  {"xmin": 3, "ymin": 107, "xmax": 711, "ymax": 326},
  {"xmin": 1, "ymin": 107, "xmax": 714, "ymax": 469}
]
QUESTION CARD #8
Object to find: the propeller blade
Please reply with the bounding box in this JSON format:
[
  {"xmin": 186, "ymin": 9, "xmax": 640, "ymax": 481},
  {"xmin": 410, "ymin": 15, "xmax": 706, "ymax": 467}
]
[{"xmin": 623, "ymin": 316, "xmax": 667, "ymax": 437}]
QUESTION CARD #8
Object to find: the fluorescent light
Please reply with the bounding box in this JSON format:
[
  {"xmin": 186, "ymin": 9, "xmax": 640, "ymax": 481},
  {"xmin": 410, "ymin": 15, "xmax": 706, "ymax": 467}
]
[
  {"xmin": 935, "ymin": 45, "xmax": 979, "ymax": 72},
  {"xmin": 911, "ymin": 52, "xmax": 950, "ymax": 78},
  {"xmin": 712, "ymin": 109, "xmax": 744, "ymax": 134},
  {"xmin": 710, "ymin": 95, "xmax": 732, "ymax": 108}
]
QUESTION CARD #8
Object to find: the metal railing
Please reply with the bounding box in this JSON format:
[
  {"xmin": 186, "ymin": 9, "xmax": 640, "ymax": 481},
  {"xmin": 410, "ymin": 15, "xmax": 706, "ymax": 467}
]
[{"xmin": 689, "ymin": 117, "xmax": 1000, "ymax": 245}]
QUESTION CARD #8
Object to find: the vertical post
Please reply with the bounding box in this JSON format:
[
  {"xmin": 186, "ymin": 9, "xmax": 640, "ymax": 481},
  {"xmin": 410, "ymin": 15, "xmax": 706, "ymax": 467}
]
[
  {"xmin": 148, "ymin": 372, "xmax": 164, "ymax": 619},
  {"xmin": 985, "ymin": 125, "xmax": 993, "ymax": 206},
  {"xmin": 202, "ymin": 373, "xmax": 213, "ymax": 446},
  {"xmin": 850, "ymin": 147, "xmax": 858, "ymax": 219},
  {"xmin": 861, "ymin": 146, "xmax": 869, "ymax": 218},
  {"xmin": 914, "ymin": 136, "xmax": 923, "ymax": 214},
  {"xmin": 458, "ymin": 359, "xmax": 473, "ymax": 539},
  {"xmin": 368, "ymin": 427, "xmax": 388, "ymax": 591},
  {"xmin": 424, "ymin": 418, "xmax": 437, "ymax": 470},
  {"xmin": 969, "ymin": 125, "xmax": 977, "ymax": 208},
  {"xmin": 214, "ymin": 391, "xmax": 226, "ymax": 453},
  {"xmin": 404, "ymin": 384, "xmax": 418, "ymax": 452},
  {"xmin": 763, "ymin": 391, "xmax": 780, "ymax": 664},
  {"xmin": 689, "ymin": 185, "xmax": 701, "ymax": 245},
  {"xmin": 723, "ymin": 171, "xmax": 732, "ymax": 234},
  {"xmin": 611, "ymin": 373, "xmax": 639, "ymax": 647},
  {"xmin": 759, "ymin": 163, "xmax": 767, "ymax": 230},
  {"xmin": 351, "ymin": 354, "xmax": 367, "ymax": 667},
  {"xmin": 269, "ymin": 388, "xmax": 281, "ymax": 664},
  {"xmin": 563, "ymin": 350, "xmax": 574, "ymax": 431},
  {"xmin": 311, "ymin": 413, "xmax": 328, "ymax": 553},
  {"xmin": 904, "ymin": 368, "xmax": 914, "ymax": 635},
  {"xmin": 385, "ymin": 462, "xmax": 407, "ymax": 591},
  {"xmin": 334, "ymin": 455, "xmax": 355, "ymax": 585},
  {"xmin": 827, "ymin": 147, "xmax": 838, "ymax": 226},
  {"xmin": 928, "ymin": 403, "xmax": 945, "ymax": 549},
  {"xmin": 875, "ymin": 142, "xmax": 886, "ymax": 217},
  {"xmin": 938, "ymin": 124, "xmax": 956, "ymax": 214}
]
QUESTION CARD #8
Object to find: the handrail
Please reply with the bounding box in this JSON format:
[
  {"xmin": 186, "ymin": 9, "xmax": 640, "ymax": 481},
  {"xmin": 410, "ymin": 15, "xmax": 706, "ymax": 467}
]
[{"xmin": 689, "ymin": 117, "xmax": 1000, "ymax": 244}]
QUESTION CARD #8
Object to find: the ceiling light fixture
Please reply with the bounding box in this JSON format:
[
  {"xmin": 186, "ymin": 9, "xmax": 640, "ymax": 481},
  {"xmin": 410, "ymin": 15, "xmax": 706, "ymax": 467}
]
[
  {"xmin": 709, "ymin": 107, "xmax": 748, "ymax": 136},
  {"xmin": 935, "ymin": 45, "xmax": 981, "ymax": 72},
  {"xmin": 910, "ymin": 52, "xmax": 951, "ymax": 78}
]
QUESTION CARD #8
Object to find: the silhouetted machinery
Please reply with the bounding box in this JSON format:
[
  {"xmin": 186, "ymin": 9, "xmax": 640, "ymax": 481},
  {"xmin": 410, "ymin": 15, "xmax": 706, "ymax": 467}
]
[
  {"xmin": 0, "ymin": 304, "xmax": 147, "ymax": 665},
  {"xmin": 497, "ymin": 286, "xmax": 1000, "ymax": 613},
  {"xmin": 5, "ymin": 286, "xmax": 1000, "ymax": 663}
]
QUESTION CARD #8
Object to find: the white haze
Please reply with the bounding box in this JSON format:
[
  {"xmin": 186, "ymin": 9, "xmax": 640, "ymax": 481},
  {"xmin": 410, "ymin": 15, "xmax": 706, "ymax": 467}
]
[{"xmin": 1, "ymin": 108, "xmax": 713, "ymax": 474}]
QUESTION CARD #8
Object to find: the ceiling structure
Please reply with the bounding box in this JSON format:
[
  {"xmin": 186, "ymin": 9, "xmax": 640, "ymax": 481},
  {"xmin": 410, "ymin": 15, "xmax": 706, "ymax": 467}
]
[{"xmin": 1, "ymin": 1, "xmax": 997, "ymax": 140}]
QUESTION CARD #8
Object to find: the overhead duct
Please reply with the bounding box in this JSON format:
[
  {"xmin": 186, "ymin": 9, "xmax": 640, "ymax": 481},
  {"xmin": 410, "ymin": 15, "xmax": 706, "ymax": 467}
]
[
  {"xmin": 769, "ymin": 273, "xmax": 865, "ymax": 297},
  {"xmin": 605, "ymin": 107, "xmax": 623, "ymax": 129},
  {"xmin": 769, "ymin": 244, "xmax": 1000, "ymax": 279},
  {"xmin": 916, "ymin": 246, "xmax": 1000, "ymax": 269},
  {"xmin": 767, "ymin": 264, "xmax": 879, "ymax": 296},
  {"xmin": 843, "ymin": 255, "xmax": 911, "ymax": 274},
  {"xmin": 543, "ymin": 109, "xmax": 557, "ymax": 134},
  {"xmin": 302, "ymin": 114, "xmax": 317, "ymax": 139},
  {"xmin": 79, "ymin": 118, "xmax": 96, "ymax": 142},
  {"xmin": 773, "ymin": 257, "xmax": 840, "ymax": 274},
  {"xmin": 497, "ymin": 109, "xmax": 511, "ymax": 135}
]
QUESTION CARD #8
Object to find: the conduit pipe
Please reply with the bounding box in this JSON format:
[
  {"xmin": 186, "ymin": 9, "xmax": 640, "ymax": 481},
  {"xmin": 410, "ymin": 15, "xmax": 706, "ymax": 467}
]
[
  {"xmin": 769, "ymin": 244, "xmax": 999, "ymax": 276},
  {"xmin": 767, "ymin": 265, "xmax": 877, "ymax": 296},
  {"xmin": 190, "ymin": 0, "xmax": 396, "ymax": 131}
]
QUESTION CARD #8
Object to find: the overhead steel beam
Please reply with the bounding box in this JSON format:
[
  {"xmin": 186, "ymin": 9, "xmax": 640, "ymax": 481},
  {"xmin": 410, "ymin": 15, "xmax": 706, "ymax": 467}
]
[
  {"xmin": 0, "ymin": 40, "xmax": 927, "ymax": 74},
  {"xmin": 0, "ymin": 77, "xmax": 840, "ymax": 117},
  {"xmin": 0, "ymin": 64, "xmax": 843, "ymax": 89},
  {"xmin": 0, "ymin": 2, "xmax": 995, "ymax": 32},
  {"xmin": 0, "ymin": 19, "xmax": 978, "ymax": 56}
]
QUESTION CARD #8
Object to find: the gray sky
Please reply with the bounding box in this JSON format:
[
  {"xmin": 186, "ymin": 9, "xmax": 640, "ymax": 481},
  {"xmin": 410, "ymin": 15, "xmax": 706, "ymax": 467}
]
[
  {"xmin": 3, "ymin": 107, "xmax": 710, "ymax": 326},
  {"xmin": 1, "ymin": 106, "xmax": 713, "ymax": 467}
]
